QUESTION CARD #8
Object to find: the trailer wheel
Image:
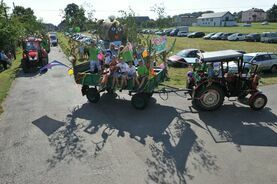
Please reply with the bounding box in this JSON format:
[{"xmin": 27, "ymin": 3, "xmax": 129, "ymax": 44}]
[
  {"xmin": 131, "ymin": 93, "xmax": 148, "ymax": 109},
  {"xmin": 106, "ymin": 87, "xmax": 114, "ymax": 94},
  {"xmin": 193, "ymin": 85, "xmax": 224, "ymax": 111},
  {"xmin": 145, "ymin": 92, "xmax": 153, "ymax": 98},
  {"xmin": 86, "ymin": 88, "xmax": 100, "ymax": 103},
  {"xmin": 249, "ymin": 93, "xmax": 267, "ymax": 110}
]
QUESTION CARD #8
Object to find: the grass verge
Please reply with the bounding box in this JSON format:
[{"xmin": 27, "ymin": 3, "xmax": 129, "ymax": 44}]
[
  {"xmin": 0, "ymin": 52, "xmax": 21, "ymax": 114},
  {"xmin": 58, "ymin": 32, "xmax": 71, "ymax": 57}
]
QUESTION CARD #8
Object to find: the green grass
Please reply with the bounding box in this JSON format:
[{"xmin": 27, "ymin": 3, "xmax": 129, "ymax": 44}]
[
  {"xmin": 58, "ymin": 32, "xmax": 71, "ymax": 57},
  {"xmin": 189, "ymin": 23, "xmax": 277, "ymax": 34},
  {"xmin": 0, "ymin": 52, "xmax": 21, "ymax": 114}
]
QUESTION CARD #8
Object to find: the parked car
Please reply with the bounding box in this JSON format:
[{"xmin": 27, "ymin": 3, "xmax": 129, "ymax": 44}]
[
  {"xmin": 169, "ymin": 29, "xmax": 179, "ymax": 36},
  {"xmin": 177, "ymin": 31, "xmax": 189, "ymax": 37},
  {"xmin": 163, "ymin": 29, "xmax": 173, "ymax": 36},
  {"xmin": 210, "ymin": 32, "xmax": 224, "ymax": 40},
  {"xmin": 261, "ymin": 21, "xmax": 269, "ymax": 25},
  {"xmin": 187, "ymin": 32, "xmax": 205, "ymax": 38},
  {"xmin": 155, "ymin": 31, "xmax": 163, "ymax": 35},
  {"xmin": 220, "ymin": 33, "xmax": 234, "ymax": 40},
  {"xmin": 243, "ymin": 23, "xmax": 252, "ymax": 27},
  {"xmin": 203, "ymin": 33, "xmax": 215, "ymax": 39},
  {"xmin": 167, "ymin": 49, "xmax": 204, "ymax": 67},
  {"xmin": 245, "ymin": 33, "xmax": 261, "ymax": 42},
  {"xmin": 243, "ymin": 53, "xmax": 277, "ymax": 73},
  {"xmin": 227, "ymin": 33, "xmax": 246, "ymax": 41},
  {"xmin": 260, "ymin": 32, "xmax": 277, "ymax": 43}
]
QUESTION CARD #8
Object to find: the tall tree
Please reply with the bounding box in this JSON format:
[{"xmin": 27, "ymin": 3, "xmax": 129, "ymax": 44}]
[
  {"xmin": 63, "ymin": 3, "xmax": 87, "ymax": 31},
  {"xmin": 267, "ymin": 4, "xmax": 277, "ymax": 22},
  {"xmin": 12, "ymin": 5, "xmax": 42, "ymax": 34},
  {"xmin": 150, "ymin": 3, "xmax": 166, "ymax": 29}
]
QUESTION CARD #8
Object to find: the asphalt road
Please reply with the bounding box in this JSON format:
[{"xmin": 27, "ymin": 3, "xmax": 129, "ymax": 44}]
[{"xmin": 0, "ymin": 46, "xmax": 277, "ymax": 184}]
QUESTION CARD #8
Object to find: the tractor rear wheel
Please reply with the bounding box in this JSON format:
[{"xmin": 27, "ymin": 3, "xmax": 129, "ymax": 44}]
[{"xmin": 193, "ymin": 85, "xmax": 224, "ymax": 111}]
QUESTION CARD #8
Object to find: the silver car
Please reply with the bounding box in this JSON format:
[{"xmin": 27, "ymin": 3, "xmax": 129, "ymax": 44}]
[
  {"xmin": 244, "ymin": 53, "xmax": 277, "ymax": 73},
  {"xmin": 260, "ymin": 32, "xmax": 277, "ymax": 43}
]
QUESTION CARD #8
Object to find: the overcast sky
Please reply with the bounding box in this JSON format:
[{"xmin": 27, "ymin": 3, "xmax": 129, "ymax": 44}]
[{"xmin": 4, "ymin": 0, "xmax": 277, "ymax": 25}]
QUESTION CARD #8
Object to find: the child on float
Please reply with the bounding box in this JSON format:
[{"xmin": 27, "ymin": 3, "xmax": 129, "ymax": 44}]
[
  {"xmin": 126, "ymin": 61, "xmax": 139, "ymax": 89},
  {"xmin": 115, "ymin": 56, "xmax": 128, "ymax": 91},
  {"xmin": 137, "ymin": 60, "xmax": 149, "ymax": 90},
  {"xmin": 100, "ymin": 64, "xmax": 111, "ymax": 89},
  {"xmin": 110, "ymin": 55, "xmax": 119, "ymax": 89}
]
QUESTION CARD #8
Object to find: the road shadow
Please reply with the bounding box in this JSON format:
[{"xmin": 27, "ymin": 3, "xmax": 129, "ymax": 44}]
[
  {"xmin": 47, "ymin": 93, "xmax": 219, "ymax": 183},
  {"xmin": 198, "ymin": 103, "xmax": 277, "ymax": 149},
  {"xmin": 16, "ymin": 69, "xmax": 39, "ymax": 78},
  {"xmin": 32, "ymin": 115, "xmax": 65, "ymax": 136}
]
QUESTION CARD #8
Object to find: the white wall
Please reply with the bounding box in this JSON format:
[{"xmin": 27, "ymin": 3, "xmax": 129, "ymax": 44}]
[{"xmin": 197, "ymin": 13, "xmax": 236, "ymax": 27}]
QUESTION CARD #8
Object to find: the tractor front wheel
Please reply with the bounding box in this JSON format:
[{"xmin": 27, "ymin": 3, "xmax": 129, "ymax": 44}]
[{"xmin": 249, "ymin": 93, "xmax": 267, "ymax": 110}]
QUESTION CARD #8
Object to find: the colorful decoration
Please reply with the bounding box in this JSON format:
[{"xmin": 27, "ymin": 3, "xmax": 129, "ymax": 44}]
[
  {"xmin": 68, "ymin": 69, "xmax": 74, "ymax": 75},
  {"xmin": 39, "ymin": 60, "xmax": 71, "ymax": 74},
  {"xmin": 142, "ymin": 50, "xmax": 149, "ymax": 58},
  {"xmin": 75, "ymin": 26, "xmax": 81, "ymax": 33},
  {"xmin": 151, "ymin": 36, "xmax": 167, "ymax": 54}
]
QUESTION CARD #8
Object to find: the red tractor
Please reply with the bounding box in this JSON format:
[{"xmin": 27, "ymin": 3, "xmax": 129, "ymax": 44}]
[{"xmin": 21, "ymin": 37, "xmax": 49, "ymax": 73}]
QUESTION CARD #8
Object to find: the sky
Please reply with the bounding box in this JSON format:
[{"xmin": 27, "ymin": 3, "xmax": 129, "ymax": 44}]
[{"xmin": 4, "ymin": 0, "xmax": 277, "ymax": 25}]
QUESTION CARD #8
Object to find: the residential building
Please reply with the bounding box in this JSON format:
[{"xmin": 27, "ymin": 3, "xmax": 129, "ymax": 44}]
[
  {"xmin": 197, "ymin": 12, "xmax": 237, "ymax": 27},
  {"xmin": 174, "ymin": 15, "xmax": 197, "ymax": 26},
  {"xmin": 241, "ymin": 8, "xmax": 267, "ymax": 22}
]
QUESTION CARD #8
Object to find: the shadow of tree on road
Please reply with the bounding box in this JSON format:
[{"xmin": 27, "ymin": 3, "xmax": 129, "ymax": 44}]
[
  {"xmin": 46, "ymin": 93, "xmax": 219, "ymax": 183},
  {"xmin": 46, "ymin": 113, "xmax": 87, "ymax": 168}
]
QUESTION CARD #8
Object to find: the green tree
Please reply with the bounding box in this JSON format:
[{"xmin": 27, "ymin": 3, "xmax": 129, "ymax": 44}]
[
  {"xmin": 0, "ymin": 1, "xmax": 43, "ymax": 51},
  {"xmin": 63, "ymin": 3, "xmax": 87, "ymax": 31},
  {"xmin": 150, "ymin": 3, "xmax": 166, "ymax": 29},
  {"xmin": 11, "ymin": 5, "xmax": 43, "ymax": 34},
  {"xmin": 0, "ymin": 2, "xmax": 24, "ymax": 50},
  {"xmin": 267, "ymin": 4, "xmax": 277, "ymax": 22}
]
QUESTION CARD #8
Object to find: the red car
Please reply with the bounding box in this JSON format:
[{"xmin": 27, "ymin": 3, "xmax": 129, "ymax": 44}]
[{"xmin": 167, "ymin": 49, "xmax": 204, "ymax": 67}]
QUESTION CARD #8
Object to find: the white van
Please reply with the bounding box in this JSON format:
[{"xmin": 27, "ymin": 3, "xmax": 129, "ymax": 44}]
[{"xmin": 49, "ymin": 32, "xmax": 58, "ymax": 46}]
